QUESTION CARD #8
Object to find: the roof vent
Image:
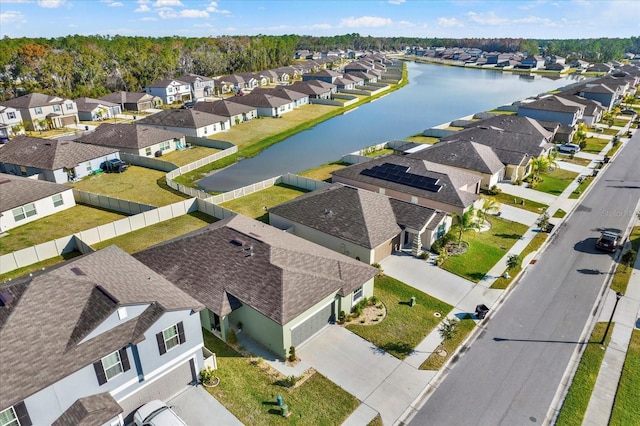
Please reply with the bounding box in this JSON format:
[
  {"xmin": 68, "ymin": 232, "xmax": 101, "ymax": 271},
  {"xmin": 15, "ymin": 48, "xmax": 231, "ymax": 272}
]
[
  {"xmin": 0, "ymin": 292, "xmax": 14, "ymax": 306},
  {"xmin": 0, "ymin": 179, "xmax": 11, "ymax": 185},
  {"xmin": 231, "ymin": 238, "xmax": 246, "ymax": 246},
  {"xmin": 70, "ymin": 267, "xmax": 86, "ymax": 276}
]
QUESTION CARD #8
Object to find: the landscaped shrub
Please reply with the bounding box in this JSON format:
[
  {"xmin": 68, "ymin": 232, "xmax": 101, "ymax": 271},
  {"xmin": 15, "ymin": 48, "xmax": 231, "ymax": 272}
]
[
  {"xmin": 227, "ymin": 329, "xmax": 237, "ymax": 345},
  {"xmin": 488, "ymin": 184, "xmax": 502, "ymax": 195},
  {"xmin": 277, "ymin": 375, "xmax": 299, "ymax": 388},
  {"xmin": 288, "ymin": 345, "xmax": 296, "ymax": 362},
  {"xmin": 418, "ymin": 251, "xmax": 429, "ymax": 260},
  {"xmin": 370, "ymin": 295, "xmax": 379, "ymax": 305},
  {"xmin": 431, "ymin": 232, "xmax": 455, "ymax": 253},
  {"xmin": 338, "ymin": 310, "xmax": 346, "ymax": 323}
]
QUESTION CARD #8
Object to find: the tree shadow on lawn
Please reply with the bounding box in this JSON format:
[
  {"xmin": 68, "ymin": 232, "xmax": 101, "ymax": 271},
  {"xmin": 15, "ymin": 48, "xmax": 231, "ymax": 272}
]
[
  {"xmin": 493, "ymin": 233, "xmax": 524, "ymax": 240},
  {"xmin": 373, "ymin": 341, "xmax": 415, "ymax": 358}
]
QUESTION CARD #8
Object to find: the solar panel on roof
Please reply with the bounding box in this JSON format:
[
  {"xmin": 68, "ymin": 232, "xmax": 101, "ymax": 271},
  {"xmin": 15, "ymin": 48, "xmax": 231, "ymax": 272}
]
[{"xmin": 359, "ymin": 162, "xmax": 443, "ymax": 193}]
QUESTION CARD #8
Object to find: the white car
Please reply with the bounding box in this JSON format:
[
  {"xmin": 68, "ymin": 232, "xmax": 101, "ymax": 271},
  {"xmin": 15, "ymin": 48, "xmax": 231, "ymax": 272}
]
[
  {"xmin": 133, "ymin": 400, "xmax": 187, "ymax": 426},
  {"xmin": 557, "ymin": 143, "xmax": 580, "ymax": 154}
]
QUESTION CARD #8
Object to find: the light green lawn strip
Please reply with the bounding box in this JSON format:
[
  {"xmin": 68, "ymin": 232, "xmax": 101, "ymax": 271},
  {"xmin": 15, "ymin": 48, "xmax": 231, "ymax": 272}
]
[
  {"xmin": 419, "ymin": 314, "xmax": 476, "ymax": 370},
  {"xmin": 609, "ymin": 329, "xmax": 640, "ymax": 426},
  {"xmin": 220, "ymin": 184, "xmax": 309, "ymax": 223},
  {"xmin": 482, "ymin": 190, "xmax": 548, "ymax": 214},
  {"xmin": 533, "ymin": 169, "xmax": 578, "ymax": 196},
  {"xmin": 298, "ymin": 162, "xmax": 348, "ymax": 182},
  {"xmin": 610, "ymin": 226, "xmax": 640, "ymax": 294},
  {"xmin": 404, "ymin": 135, "xmax": 440, "ymax": 144},
  {"xmin": 161, "ymin": 145, "xmax": 221, "ymax": 167},
  {"xmin": 346, "ymin": 275, "xmax": 452, "ymax": 359},
  {"xmin": 490, "ymin": 232, "xmax": 548, "ymax": 290},
  {"xmin": 0, "ymin": 252, "xmax": 82, "ymax": 282}
]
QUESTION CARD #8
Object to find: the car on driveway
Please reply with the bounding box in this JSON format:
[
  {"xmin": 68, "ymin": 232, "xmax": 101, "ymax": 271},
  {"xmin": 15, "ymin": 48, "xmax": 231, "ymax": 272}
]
[
  {"xmin": 621, "ymin": 109, "xmax": 636, "ymax": 116},
  {"xmin": 133, "ymin": 400, "xmax": 187, "ymax": 426},
  {"xmin": 596, "ymin": 231, "xmax": 621, "ymax": 252},
  {"xmin": 557, "ymin": 143, "xmax": 581, "ymax": 154}
]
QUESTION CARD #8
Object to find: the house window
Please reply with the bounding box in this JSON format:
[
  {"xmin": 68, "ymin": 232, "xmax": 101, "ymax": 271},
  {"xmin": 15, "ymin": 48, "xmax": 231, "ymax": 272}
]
[
  {"xmin": 52, "ymin": 194, "xmax": 64, "ymax": 207},
  {"xmin": 203, "ymin": 127, "xmax": 207, "ymax": 135},
  {"xmin": 12, "ymin": 204, "xmax": 36, "ymax": 222},
  {"xmin": 7, "ymin": 112, "xmax": 16, "ymax": 120},
  {"xmin": 156, "ymin": 322, "xmax": 185, "ymax": 355},
  {"xmin": 0, "ymin": 407, "xmax": 19, "ymax": 426},
  {"xmin": 86, "ymin": 162, "xmax": 93, "ymax": 172},
  {"xmin": 145, "ymin": 147, "xmax": 152, "ymax": 156},
  {"xmin": 353, "ymin": 286, "xmax": 363, "ymax": 303},
  {"xmin": 65, "ymin": 103, "xmax": 73, "ymax": 111},
  {"xmin": 159, "ymin": 141, "xmax": 170, "ymax": 151},
  {"xmin": 102, "ymin": 351, "xmax": 124, "ymax": 380},
  {"xmin": 34, "ymin": 107, "xmax": 42, "ymax": 115},
  {"xmin": 53, "ymin": 105, "xmax": 61, "ymax": 112}
]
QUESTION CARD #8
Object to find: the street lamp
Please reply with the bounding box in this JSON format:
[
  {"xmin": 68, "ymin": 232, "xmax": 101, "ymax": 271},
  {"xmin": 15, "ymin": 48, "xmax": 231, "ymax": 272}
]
[{"xmin": 601, "ymin": 292, "xmax": 623, "ymax": 345}]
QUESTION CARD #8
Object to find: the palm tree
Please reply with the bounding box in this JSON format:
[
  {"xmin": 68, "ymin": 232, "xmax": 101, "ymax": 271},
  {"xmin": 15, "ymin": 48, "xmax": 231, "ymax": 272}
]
[
  {"xmin": 506, "ymin": 254, "xmax": 522, "ymax": 272},
  {"xmin": 453, "ymin": 208, "xmax": 478, "ymax": 247},
  {"xmin": 529, "ymin": 156, "xmax": 549, "ymax": 185},
  {"xmin": 546, "ymin": 149, "xmax": 559, "ymax": 171},
  {"xmin": 477, "ymin": 195, "xmax": 501, "ymax": 225}
]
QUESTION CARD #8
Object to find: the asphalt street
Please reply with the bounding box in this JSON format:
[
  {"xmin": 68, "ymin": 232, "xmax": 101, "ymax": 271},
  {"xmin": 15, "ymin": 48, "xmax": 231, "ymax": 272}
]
[{"xmin": 411, "ymin": 132, "xmax": 640, "ymax": 426}]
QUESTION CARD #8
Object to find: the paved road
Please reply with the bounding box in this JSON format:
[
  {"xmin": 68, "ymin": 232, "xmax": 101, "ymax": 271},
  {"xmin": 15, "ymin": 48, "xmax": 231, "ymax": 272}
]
[{"xmin": 411, "ymin": 133, "xmax": 640, "ymax": 426}]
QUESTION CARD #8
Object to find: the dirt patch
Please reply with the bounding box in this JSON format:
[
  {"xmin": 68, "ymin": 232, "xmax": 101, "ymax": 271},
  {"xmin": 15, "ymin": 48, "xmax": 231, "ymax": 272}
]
[
  {"xmin": 343, "ymin": 303, "xmax": 387, "ymax": 326},
  {"xmin": 444, "ymin": 241, "xmax": 469, "ymax": 256}
]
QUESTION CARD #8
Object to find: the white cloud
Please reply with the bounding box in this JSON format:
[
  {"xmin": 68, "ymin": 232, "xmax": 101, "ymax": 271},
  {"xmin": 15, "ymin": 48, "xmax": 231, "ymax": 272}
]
[
  {"xmin": 38, "ymin": 0, "xmax": 66, "ymax": 8},
  {"xmin": 340, "ymin": 16, "xmax": 393, "ymax": 28},
  {"xmin": 513, "ymin": 15, "xmax": 558, "ymax": 26},
  {"xmin": 308, "ymin": 23, "xmax": 332, "ymax": 30},
  {"xmin": 388, "ymin": 0, "xmax": 405, "ymax": 4},
  {"xmin": 153, "ymin": 0, "xmax": 182, "ymax": 6},
  {"xmin": 179, "ymin": 9, "xmax": 209, "ymax": 18},
  {"xmin": 68, "ymin": 23, "xmax": 77, "ymax": 27},
  {"xmin": 141, "ymin": 16, "xmax": 157, "ymax": 21},
  {"xmin": 206, "ymin": 1, "xmax": 230, "ymax": 14},
  {"xmin": 438, "ymin": 17, "xmax": 463, "ymax": 28},
  {"xmin": 101, "ymin": 0, "xmax": 124, "ymax": 6},
  {"xmin": 0, "ymin": 10, "xmax": 24, "ymax": 24},
  {"xmin": 398, "ymin": 20, "xmax": 415, "ymax": 27},
  {"xmin": 466, "ymin": 11, "xmax": 508, "ymax": 26},
  {"xmin": 135, "ymin": 4, "xmax": 151, "ymax": 12}
]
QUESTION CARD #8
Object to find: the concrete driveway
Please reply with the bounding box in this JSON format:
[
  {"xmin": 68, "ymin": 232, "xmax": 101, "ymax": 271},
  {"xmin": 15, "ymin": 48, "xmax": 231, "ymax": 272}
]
[
  {"xmin": 298, "ymin": 325, "xmax": 435, "ymax": 426},
  {"xmin": 168, "ymin": 385, "xmax": 243, "ymax": 426}
]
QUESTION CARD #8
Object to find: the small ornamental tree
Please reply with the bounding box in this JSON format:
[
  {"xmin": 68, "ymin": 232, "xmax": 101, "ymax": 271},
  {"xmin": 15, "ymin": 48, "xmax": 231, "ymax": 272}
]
[
  {"xmin": 506, "ymin": 254, "xmax": 522, "ymax": 273},
  {"xmin": 536, "ymin": 211, "xmax": 550, "ymax": 232},
  {"xmin": 621, "ymin": 249, "xmax": 637, "ymax": 272},
  {"xmin": 438, "ymin": 317, "xmax": 459, "ymax": 352}
]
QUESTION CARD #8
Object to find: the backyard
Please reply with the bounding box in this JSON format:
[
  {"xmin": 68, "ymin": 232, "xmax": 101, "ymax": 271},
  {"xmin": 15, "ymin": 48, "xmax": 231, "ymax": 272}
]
[
  {"xmin": 298, "ymin": 161, "xmax": 348, "ymax": 182},
  {"xmin": 161, "ymin": 145, "xmax": 222, "ymax": 166},
  {"xmin": 71, "ymin": 165, "xmax": 190, "ymax": 206},
  {"xmin": 346, "ymin": 275, "xmax": 452, "ymax": 359},
  {"xmin": 441, "ymin": 217, "xmax": 529, "ymax": 282},
  {"xmin": 202, "ymin": 330, "xmax": 359, "ymax": 425},
  {"xmin": 0, "ymin": 205, "xmax": 127, "ymax": 255},
  {"xmin": 219, "ymin": 184, "xmax": 309, "ymax": 223}
]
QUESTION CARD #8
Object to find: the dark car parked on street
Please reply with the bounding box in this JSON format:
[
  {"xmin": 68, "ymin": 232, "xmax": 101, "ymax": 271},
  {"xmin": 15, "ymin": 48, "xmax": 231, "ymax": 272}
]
[{"xmin": 596, "ymin": 231, "xmax": 621, "ymax": 252}]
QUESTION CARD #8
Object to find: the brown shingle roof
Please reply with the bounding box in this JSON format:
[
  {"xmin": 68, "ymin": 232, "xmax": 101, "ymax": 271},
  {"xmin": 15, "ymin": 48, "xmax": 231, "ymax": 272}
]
[
  {"xmin": 0, "ymin": 173, "xmax": 72, "ymax": 211},
  {"xmin": 76, "ymin": 123, "xmax": 184, "ymax": 150},
  {"xmin": 98, "ymin": 91, "xmax": 156, "ymax": 105},
  {"xmin": 225, "ymin": 92, "xmax": 291, "ymax": 108},
  {"xmin": 0, "ymin": 245, "xmax": 203, "ymax": 409},
  {"xmin": 0, "ymin": 135, "xmax": 117, "ymax": 170},
  {"xmin": 193, "ymin": 100, "xmax": 256, "ymax": 117},
  {"xmin": 136, "ymin": 109, "xmax": 227, "ymax": 128},
  {"xmin": 409, "ymin": 140, "xmax": 505, "ymax": 175},
  {"xmin": 52, "ymin": 393, "xmax": 123, "ymax": 426},
  {"xmin": 134, "ymin": 215, "xmax": 378, "ymax": 325},
  {"xmin": 2, "ymin": 92, "xmax": 68, "ymax": 109}
]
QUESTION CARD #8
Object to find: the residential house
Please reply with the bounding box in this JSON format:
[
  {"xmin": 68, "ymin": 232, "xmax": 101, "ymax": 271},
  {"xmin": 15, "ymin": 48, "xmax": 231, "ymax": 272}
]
[
  {"xmin": 0, "ymin": 173, "xmax": 75, "ymax": 232},
  {"xmin": 545, "ymin": 63, "xmax": 569, "ymax": 72},
  {"xmin": 517, "ymin": 95, "xmax": 585, "ymax": 127},
  {"xmin": 136, "ymin": 109, "xmax": 230, "ymax": 138},
  {"xmin": 269, "ymin": 184, "xmax": 449, "ymax": 262},
  {"xmin": 0, "ymin": 135, "xmax": 119, "ymax": 183},
  {"xmin": 588, "ymin": 63, "xmax": 614, "ymax": 73},
  {"xmin": 259, "ymin": 70, "xmax": 280, "ymax": 85},
  {"xmin": 408, "ymin": 140, "xmax": 505, "ymax": 190},
  {"xmin": 1, "ymin": 93, "xmax": 79, "ymax": 131},
  {"xmin": 74, "ymin": 97, "xmax": 122, "ymax": 122},
  {"xmin": 0, "ymin": 245, "xmax": 205, "ymax": 426},
  {"xmin": 251, "ymin": 87, "xmax": 310, "ymax": 108},
  {"xmin": 287, "ymin": 81, "xmax": 335, "ymax": 101},
  {"xmin": 144, "ymin": 79, "xmax": 191, "ymax": 105},
  {"xmin": 176, "ymin": 74, "xmax": 216, "ymax": 99},
  {"xmin": 331, "ymin": 155, "xmax": 481, "ymax": 215},
  {"xmin": 238, "ymin": 72, "xmax": 268, "ymax": 87},
  {"xmin": 575, "ymin": 79, "xmax": 626, "ymax": 111},
  {"xmin": 225, "ymin": 92, "xmax": 295, "ymax": 118},
  {"xmin": 556, "ymin": 93, "xmax": 605, "ymax": 125},
  {"xmin": 76, "ymin": 123, "xmax": 186, "ymax": 157},
  {"xmin": 0, "ymin": 106, "xmax": 24, "ymax": 140},
  {"xmin": 518, "ymin": 55, "xmax": 545, "ymax": 69},
  {"xmin": 193, "ymin": 100, "xmax": 258, "ymax": 126},
  {"xmin": 134, "ymin": 215, "xmax": 379, "ymax": 358},
  {"xmin": 302, "ymin": 70, "xmax": 343, "ymax": 85},
  {"xmin": 98, "ymin": 91, "xmax": 160, "ymax": 112}
]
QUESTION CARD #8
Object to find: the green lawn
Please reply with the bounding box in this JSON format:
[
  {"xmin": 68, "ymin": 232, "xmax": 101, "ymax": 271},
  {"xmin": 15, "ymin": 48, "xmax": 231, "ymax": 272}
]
[
  {"xmin": 553, "ymin": 208, "xmax": 567, "ymax": 218},
  {"xmin": 298, "ymin": 161, "xmax": 348, "ymax": 182},
  {"xmin": 555, "ymin": 323, "xmax": 612, "ymax": 426},
  {"xmin": 533, "ymin": 169, "xmax": 578, "ymax": 196},
  {"xmin": 609, "ymin": 329, "xmax": 640, "ymax": 426},
  {"xmin": 202, "ymin": 330, "xmax": 359, "ymax": 425},
  {"xmin": 0, "ymin": 251, "xmax": 82, "ymax": 282},
  {"xmin": 91, "ymin": 212, "xmax": 216, "ymax": 253},
  {"xmin": 599, "ymin": 128, "xmax": 620, "ymax": 136},
  {"xmin": 610, "ymin": 226, "xmax": 640, "ymax": 294},
  {"xmin": 584, "ymin": 136, "xmax": 610, "ymax": 153},
  {"xmin": 0, "ymin": 205, "xmax": 128, "ymax": 255},
  {"xmin": 419, "ymin": 314, "xmax": 476, "ymax": 370},
  {"xmin": 72, "ymin": 165, "xmax": 190, "ymax": 206},
  {"xmin": 161, "ymin": 145, "xmax": 222, "ymax": 167},
  {"xmin": 491, "ymin": 232, "xmax": 548, "ymax": 289},
  {"xmin": 220, "ymin": 184, "xmax": 309, "ymax": 223},
  {"xmin": 482, "ymin": 190, "xmax": 548, "ymax": 214},
  {"xmin": 558, "ymin": 157, "xmax": 591, "ymax": 167},
  {"xmin": 346, "ymin": 275, "xmax": 452, "ymax": 359},
  {"xmin": 569, "ymin": 175, "xmax": 594, "ymax": 199},
  {"xmin": 403, "ymin": 134, "xmax": 440, "ymax": 144},
  {"xmin": 612, "ymin": 118, "xmax": 630, "ymax": 127},
  {"xmin": 442, "ymin": 218, "xmax": 529, "ymax": 282},
  {"xmin": 364, "ymin": 148, "xmax": 393, "ymax": 158}
]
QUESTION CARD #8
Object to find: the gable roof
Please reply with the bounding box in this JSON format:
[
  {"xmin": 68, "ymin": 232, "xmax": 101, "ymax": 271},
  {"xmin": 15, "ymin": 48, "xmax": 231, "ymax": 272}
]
[
  {"xmin": 146, "ymin": 78, "xmax": 188, "ymax": 88},
  {"xmin": 176, "ymin": 73, "xmax": 214, "ymax": 84},
  {"xmin": 134, "ymin": 215, "xmax": 378, "ymax": 326},
  {"xmin": 73, "ymin": 97, "xmax": 118, "ymax": 112},
  {"xmin": 52, "ymin": 393, "xmax": 122, "ymax": 426},
  {"xmin": 76, "ymin": 123, "xmax": 184, "ymax": 150},
  {"xmin": 225, "ymin": 92, "xmax": 291, "ymax": 108},
  {"xmin": 193, "ymin": 99, "xmax": 256, "ymax": 117},
  {"xmin": 331, "ymin": 155, "xmax": 480, "ymax": 210},
  {"xmin": 251, "ymin": 87, "xmax": 308, "ymax": 101},
  {"xmin": 0, "ymin": 173, "xmax": 72, "ymax": 211},
  {"xmin": 463, "ymin": 115, "xmax": 553, "ymax": 140},
  {"xmin": 2, "ymin": 93, "xmax": 69, "ymax": 109},
  {"xmin": 98, "ymin": 91, "xmax": 157, "ymax": 105},
  {"xmin": 0, "ymin": 135, "xmax": 117, "ymax": 170},
  {"xmin": 518, "ymin": 95, "xmax": 585, "ymax": 114},
  {"xmin": 0, "ymin": 245, "xmax": 203, "ymax": 409},
  {"xmin": 409, "ymin": 140, "xmax": 505, "ymax": 174},
  {"xmin": 136, "ymin": 109, "xmax": 227, "ymax": 128}
]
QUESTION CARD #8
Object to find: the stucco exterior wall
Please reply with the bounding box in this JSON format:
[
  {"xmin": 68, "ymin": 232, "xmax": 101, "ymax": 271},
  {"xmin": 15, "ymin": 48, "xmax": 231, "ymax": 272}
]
[
  {"xmin": 518, "ymin": 108, "xmax": 578, "ymax": 126},
  {"xmin": 229, "ymin": 304, "xmax": 285, "ymax": 357},
  {"xmin": 0, "ymin": 188, "xmax": 75, "ymax": 232}
]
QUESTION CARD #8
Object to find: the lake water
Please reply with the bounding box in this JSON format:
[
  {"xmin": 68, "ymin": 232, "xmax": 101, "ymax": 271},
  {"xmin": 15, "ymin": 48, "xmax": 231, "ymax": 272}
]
[{"xmin": 198, "ymin": 61, "xmax": 585, "ymax": 192}]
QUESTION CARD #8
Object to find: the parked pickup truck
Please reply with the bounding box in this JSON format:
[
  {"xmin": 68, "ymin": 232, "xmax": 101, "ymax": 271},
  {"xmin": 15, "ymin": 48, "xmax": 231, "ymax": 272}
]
[{"xmin": 101, "ymin": 158, "xmax": 128, "ymax": 173}]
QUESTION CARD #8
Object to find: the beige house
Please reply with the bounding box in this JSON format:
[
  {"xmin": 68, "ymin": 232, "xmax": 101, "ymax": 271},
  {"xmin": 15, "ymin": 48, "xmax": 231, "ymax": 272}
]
[
  {"xmin": 1, "ymin": 93, "xmax": 79, "ymax": 131},
  {"xmin": 76, "ymin": 123, "xmax": 186, "ymax": 157}
]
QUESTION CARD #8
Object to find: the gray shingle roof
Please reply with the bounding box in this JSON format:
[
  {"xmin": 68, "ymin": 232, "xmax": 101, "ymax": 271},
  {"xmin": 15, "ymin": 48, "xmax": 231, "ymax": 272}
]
[
  {"xmin": 194, "ymin": 100, "xmax": 256, "ymax": 117},
  {"xmin": 52, "ymin": 393, "xmax": 123, "ymax": 426},
  {"xmin": 409, "ymin": 140, "xmax": 504, "ymax": 174},
  {"xmin": 147, "ymin": 78, "xmax": 188, "ymax": 88},
  {"xmin": 518, "ymin": 95, "xmax": 585, "ymax": 114},
  {"xmin": 225, "ymin": 92, "xmax": 291, "ymax": 108},
  {"xmin": 0, "ymin": 245, "xmax": 203, "ymax": 409},
  {"xmin": 76, "ymin": 123, "xmax": 184, "ymax": 150},
  {"xmin": 98, "ymin": 91, "xmax": 156, "ymax": 105},
  {"xmin": 463, "ymin": 115, "xmax": 553, "ymax": 140},
  {"xmin": 331, "ymin": 155, "xmax": 480, "ymax": 210},
  {"xmin": 0, "ymin": 135, "xmax": 117, "ymax": 170},
  {"xmin": 1, "ymin": 92, "xmax": 68, "ymax": 109},
  {"xmin": 136, "ymin": 109, "xmax": 227, "ymax": 128},
  {"xmin": 134, "ymin": 215, "xmax": 378, "ymax": 326},
  {"xmin": 73, "ymin": 97, "xmax": 118, "ymax": 112},
  {"xmin": 0, "ymin": 173, "xmax": 72, "ymax": 211},
  {"xmin": 251, "ymin": 87, "xmax": 308, "ymax": 101}
]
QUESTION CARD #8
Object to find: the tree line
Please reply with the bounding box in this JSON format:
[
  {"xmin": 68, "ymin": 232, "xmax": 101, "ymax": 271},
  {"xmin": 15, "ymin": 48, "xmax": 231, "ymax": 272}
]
[{"xmin": 0, "ymin": 34, "xmax": 637, "ymax": 101}]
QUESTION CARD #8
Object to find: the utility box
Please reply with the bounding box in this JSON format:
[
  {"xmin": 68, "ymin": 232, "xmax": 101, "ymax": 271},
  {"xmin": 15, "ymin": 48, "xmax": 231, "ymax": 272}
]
[{"xmin": 475, "ymin": 304, "xmax": 489, "ymax": 319}]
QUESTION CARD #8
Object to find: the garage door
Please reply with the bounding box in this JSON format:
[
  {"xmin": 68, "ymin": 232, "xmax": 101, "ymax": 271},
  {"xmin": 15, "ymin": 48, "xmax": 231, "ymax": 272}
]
[
  {"xmin": 117, "ymin": 359, "xmax": 195, "ymax": 416},
  {"xmin": 291, "ymin": 302, "xmax": 333, "ymax": 347},
  {"xmin": 61, "ymin": 116, "xmax": 76, "ymax": 126}
]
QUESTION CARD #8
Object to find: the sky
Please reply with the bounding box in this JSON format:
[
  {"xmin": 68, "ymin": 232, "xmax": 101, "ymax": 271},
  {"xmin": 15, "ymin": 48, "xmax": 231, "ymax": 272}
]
[{"xmin": 0, "ymin": 0, "xmax": 638, "ymax": 40}]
